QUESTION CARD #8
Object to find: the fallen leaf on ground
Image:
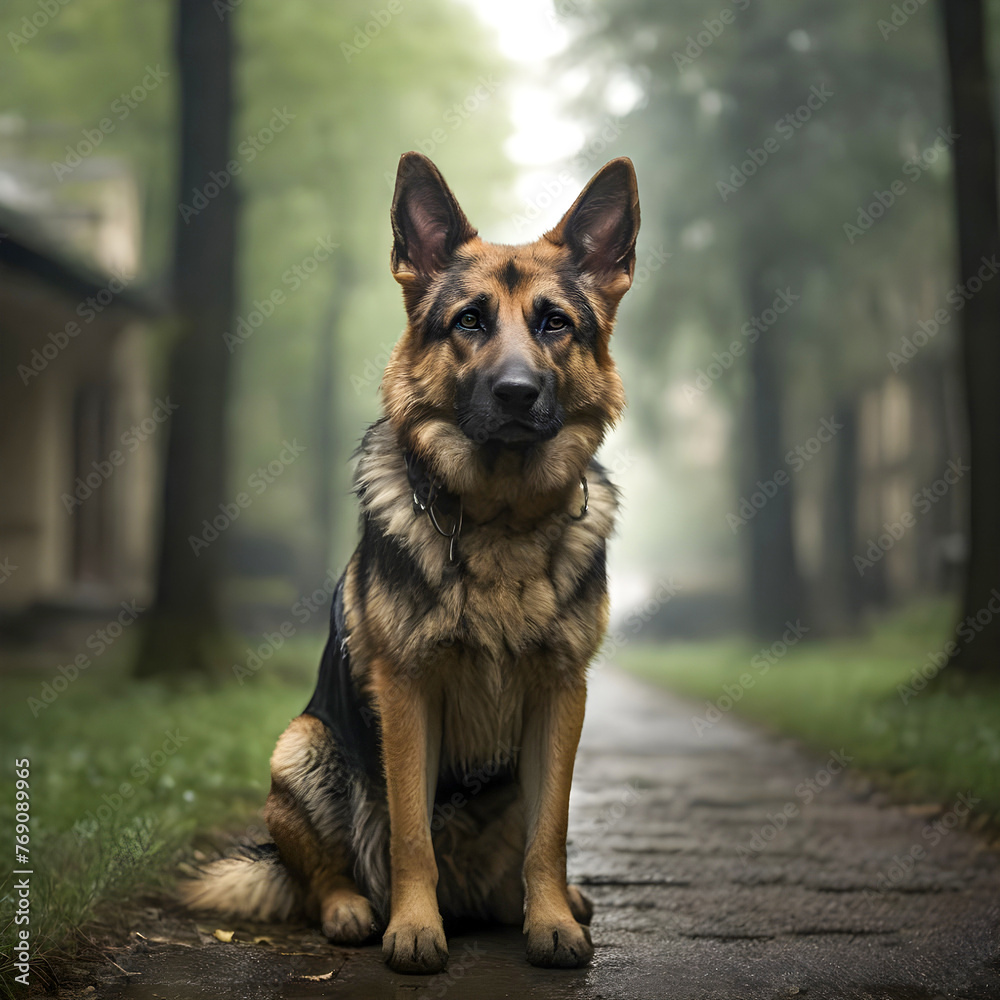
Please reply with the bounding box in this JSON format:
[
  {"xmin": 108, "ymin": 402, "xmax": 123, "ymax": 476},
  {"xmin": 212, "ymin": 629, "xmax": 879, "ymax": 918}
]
[
  {"xmin": 147, "ymin": 936, "xmax": 194, "ymax": 947},
  {"xmin": 902, "ymin": 803, "xmax": 942, "ymax": 817},
  {"xmin": 213, "ymin": 929, "xmax": 235, "ymax": 942}
]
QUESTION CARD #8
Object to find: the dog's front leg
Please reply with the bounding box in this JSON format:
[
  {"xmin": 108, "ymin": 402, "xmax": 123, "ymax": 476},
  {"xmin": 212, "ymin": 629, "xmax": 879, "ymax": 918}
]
[
  {"xmin": 520, "ymin": 679, "xmax": 593, "ymax": 968},
  {"xmin": 372, "ymin": 661, "xmax": 447, "ymax": 974}
]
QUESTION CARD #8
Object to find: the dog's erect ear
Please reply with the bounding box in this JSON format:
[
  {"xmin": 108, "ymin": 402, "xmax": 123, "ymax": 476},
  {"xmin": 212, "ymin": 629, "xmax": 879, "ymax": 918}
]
[
  {"xmin": 545, "ymin": 157, "xmax": 640, "ymax": 301},
  {"xmin": 390, "ymin": 152, "xmax": 477, "ymax": 287}
]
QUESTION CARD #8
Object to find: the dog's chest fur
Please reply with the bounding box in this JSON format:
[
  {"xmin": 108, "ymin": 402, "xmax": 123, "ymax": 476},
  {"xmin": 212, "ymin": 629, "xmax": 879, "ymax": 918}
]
[{"xmin": 344, "ymin": 420, "xmax": 617, "ymax": 772}]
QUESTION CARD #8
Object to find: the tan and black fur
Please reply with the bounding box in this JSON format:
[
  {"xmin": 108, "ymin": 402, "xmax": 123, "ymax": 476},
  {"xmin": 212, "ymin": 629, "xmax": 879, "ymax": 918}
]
[{"xmin": 181, "ymin": 152, "xmax": 640, "ymax": 973}]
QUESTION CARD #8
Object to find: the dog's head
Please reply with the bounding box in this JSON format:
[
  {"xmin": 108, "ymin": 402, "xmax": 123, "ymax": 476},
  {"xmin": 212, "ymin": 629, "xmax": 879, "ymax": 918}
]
[{"xmin": 381, "ymin": 152, "xmax": 639, "ymax": 503}]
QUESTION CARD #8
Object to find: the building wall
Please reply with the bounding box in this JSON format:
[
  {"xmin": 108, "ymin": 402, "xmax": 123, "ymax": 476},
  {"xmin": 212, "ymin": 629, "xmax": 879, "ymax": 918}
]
[
  {"xmin": 0, "ymin": 358, "xmax": 62, "ymax": 606},
  {"xmin": 0, "ymin": 274, "xmax": 156, "ymax": 613}
]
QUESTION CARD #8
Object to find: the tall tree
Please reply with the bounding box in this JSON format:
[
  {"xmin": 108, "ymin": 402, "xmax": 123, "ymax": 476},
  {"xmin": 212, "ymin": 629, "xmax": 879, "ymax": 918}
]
[
  {"xmin": 562, "ymin": 0, "xmax": 950, "ymax": 637},
  {"xmin": 725, "ymin": 9, "xmax": 804, "ymax": 638},
  {"xmin": 742, "ymin": 259, "xmax": 804, "ymax": 636},
  {"xmin": 136, "ymin": 0, "xmax": 238, "ymax": 676},
  {"xmin": 941, "ymin": 0, "xmax": 1000, "ymax": 674}
]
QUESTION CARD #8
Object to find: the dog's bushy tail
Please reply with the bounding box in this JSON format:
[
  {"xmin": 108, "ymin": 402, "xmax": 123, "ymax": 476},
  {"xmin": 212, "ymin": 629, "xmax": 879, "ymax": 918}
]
[{"xmin": 178, "ymin": 843, "xmax": 301, "ymax": 921}]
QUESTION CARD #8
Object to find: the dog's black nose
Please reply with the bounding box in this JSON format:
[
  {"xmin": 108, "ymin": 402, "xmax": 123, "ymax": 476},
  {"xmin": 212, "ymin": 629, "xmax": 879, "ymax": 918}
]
[{"xmin": 492, "ymin": 364, "xmax": 542, "ymax": 411}]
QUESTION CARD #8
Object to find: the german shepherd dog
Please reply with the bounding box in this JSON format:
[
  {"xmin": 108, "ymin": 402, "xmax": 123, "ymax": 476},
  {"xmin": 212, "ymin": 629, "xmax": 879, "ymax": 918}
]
[{"xmin": 182, "ymin": 152, "xmax": 640, "ymax": 973}]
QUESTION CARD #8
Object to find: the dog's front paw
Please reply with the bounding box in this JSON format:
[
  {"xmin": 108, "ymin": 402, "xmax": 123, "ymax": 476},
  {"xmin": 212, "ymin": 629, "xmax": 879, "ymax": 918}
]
[
  {"xmin": 525, "ymin": 918, "xmax": 593, "ymax": 968},
  {"xmin": 382, "ymin": 919, "xmax": 448, "ymax": 974}
]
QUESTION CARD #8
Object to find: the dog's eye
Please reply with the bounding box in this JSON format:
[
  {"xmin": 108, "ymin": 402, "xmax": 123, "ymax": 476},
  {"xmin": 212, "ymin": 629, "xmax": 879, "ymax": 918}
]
[
  {"xmin": 540, "ymin": 313, "xmax": 571, "ymax": 334},
  {"xmin": 455, "ymin": 310, "xmax": 481, "ymax": 331}
]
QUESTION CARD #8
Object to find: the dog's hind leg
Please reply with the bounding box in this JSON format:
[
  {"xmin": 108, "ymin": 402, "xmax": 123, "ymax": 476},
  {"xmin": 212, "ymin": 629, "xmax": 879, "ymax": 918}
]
[
  {"xmin": 266, "ymin": 714, "xmax": 378, "ymax": 945},
  {"xmin": 315, "ymin": 876, "xmax": 375, "ymax": 945}
]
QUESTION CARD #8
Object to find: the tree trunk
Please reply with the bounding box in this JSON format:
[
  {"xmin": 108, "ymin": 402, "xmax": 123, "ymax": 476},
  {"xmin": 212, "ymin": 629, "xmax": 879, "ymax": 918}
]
[
  {"xmin": 724, "ymin": 6, "xmax": 804, "ymax": 641},
  {"xmin": 821, "ymin": 397, "xmax": 862, "ymax": 632},
  {"xmin": 743, "ymin": 265, "xmax": 804, "ymax": 639},
  {"xmin": 136, "ymin": 0, "xmax": 238, "ymax": 676},
  {"xmin": 941, "ymin": 0, "xmax": 1000, "ymax": 674},
  {"xmin": 311, "ymin": 260, "xmax": 353, "ymax": 585}
]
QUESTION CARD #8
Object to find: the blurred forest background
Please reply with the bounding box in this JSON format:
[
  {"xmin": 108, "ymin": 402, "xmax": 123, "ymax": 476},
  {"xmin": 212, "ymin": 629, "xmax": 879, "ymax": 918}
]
[{"xmin": 2, "ymin": 0, "xmax": 1000, "ymax": 978}]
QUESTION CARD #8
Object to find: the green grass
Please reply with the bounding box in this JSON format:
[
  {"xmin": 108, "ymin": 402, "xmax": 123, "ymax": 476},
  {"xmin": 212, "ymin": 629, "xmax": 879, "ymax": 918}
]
[
  {"xmin": 617, "ymin": 600, "xmax": 1000, "ymax": 821},
  {"xmin": 0, "ymin": 632, "xmax": 323, "ymax": 988}
]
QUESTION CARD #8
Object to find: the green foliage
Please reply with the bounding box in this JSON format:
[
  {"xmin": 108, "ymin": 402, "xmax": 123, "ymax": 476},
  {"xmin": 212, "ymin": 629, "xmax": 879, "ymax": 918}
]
[
  {"xmin": 227, "ymin": 1, "xmax": 515, "ymax": 568},
  {"xmin": 618, "ymin": 600, "xmax": 1000, "ymax": 821},
  {"xmin": 560, "ymin": 0, "xmax": 957, "ymax": 581},
  {"xmin": 0, "ymin": 0, "xmax": 175, "ymax": 270},
  {"xmin": 0, "ymin": 634, "xmax": 322, "ymax": 979},
  {"xmin": 566, "ymin": 0, "xmax": 951, "ymax": 380}
]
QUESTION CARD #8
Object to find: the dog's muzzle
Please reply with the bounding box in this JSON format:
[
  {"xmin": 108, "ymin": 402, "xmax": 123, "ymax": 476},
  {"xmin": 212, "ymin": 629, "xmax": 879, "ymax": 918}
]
[{"xmin": 456, "ymin": 360, "xmax": 563, "ymax": 446}]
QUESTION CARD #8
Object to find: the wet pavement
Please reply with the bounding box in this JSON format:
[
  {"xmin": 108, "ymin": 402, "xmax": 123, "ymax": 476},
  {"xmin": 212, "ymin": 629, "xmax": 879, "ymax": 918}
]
[{"xmin": 57, "ymin": 669, "xmax": 1000, "ymax": 999}]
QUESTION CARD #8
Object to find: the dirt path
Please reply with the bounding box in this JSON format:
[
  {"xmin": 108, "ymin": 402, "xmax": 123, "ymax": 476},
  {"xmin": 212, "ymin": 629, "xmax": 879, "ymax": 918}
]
[{"xmin": 55, "ymin": 668, "xmax": 1000, "ymax": 999}]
